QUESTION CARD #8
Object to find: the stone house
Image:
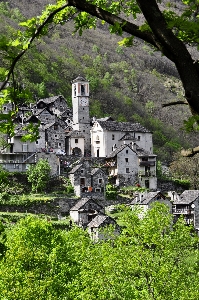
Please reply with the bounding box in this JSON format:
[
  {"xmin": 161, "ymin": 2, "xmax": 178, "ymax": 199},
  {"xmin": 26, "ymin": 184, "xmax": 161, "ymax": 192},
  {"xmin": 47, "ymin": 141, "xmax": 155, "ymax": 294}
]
[
  {"xmin": 87, "ymin": 213, "xmax": 120, "ymax": 241},
  {"xmin": 65, "ymin": 130, "xmax": 85, "ymax": 156},
  {"xmin": 44, "ymin": 120, "xmax": 67, "ymax": 153},
  {"xmin": 70, "ymin": 197, "xmax": 104, "ymax": 226},
  {"xmin": 130, "ymin": 191, "xmax": 172, "ymax": 214},
  {"xmin": 33, "ymin": 108, "xmax": 55, "ymax": 124},
  {"xmin": 0, "ymin": 125, "xmax": 38, "ymax": 172},
  {"xmin": 105, "ymin": 143, "xmax": 157, "ymax": 189},
  {"xmin": 68, "ymin": 159, "xmax": 108, "ymax": 197},
  {"xmin": 36, "ymin": 95, "xmax": 69, "ymax": 117},
  {"xmin": 169, "ymin": 190, "xmax": 199, "ymax": 231}
]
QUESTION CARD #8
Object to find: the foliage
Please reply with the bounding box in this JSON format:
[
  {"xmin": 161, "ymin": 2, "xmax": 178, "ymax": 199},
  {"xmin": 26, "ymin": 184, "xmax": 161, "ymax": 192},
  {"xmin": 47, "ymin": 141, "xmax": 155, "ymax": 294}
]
[
  {"xmin": 170, "ymin": 152, "xmax": 199, "ymax": 189},
  {"xmin": 0, "ymin": 204, "xmax": 199, "ymax": 299},
  {"xmin": 0, "ymin": 166, "xmax": 9, "ymax": 186},
  {"xmin": 105, "ymin": 183, "xmax": 118, "ymax": 200},
  {"xmin": 27, "ymin": 159, "xmax": 51, "ymax": 193}
]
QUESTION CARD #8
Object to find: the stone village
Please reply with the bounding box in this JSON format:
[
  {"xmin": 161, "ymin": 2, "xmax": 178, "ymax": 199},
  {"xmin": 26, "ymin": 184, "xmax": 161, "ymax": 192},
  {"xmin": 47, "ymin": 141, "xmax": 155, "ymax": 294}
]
[{"xmin": 1, "ymin": 76, "xmax": 199, "ymax": 238}]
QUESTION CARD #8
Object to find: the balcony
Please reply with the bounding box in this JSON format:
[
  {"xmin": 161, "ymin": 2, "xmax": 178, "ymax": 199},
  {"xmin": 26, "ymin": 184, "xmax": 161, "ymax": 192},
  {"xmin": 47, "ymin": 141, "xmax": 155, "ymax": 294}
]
[
  {"xmin": 172, "ymin": 208, "xmax": 194, "ymax": 215},
  {"xmin": 138, "ymin": 170, "xmax": 156, "ymax": 177},
  {"xmin": 139, "ymin": 161, "xmax": 155, "ymax": 167}
]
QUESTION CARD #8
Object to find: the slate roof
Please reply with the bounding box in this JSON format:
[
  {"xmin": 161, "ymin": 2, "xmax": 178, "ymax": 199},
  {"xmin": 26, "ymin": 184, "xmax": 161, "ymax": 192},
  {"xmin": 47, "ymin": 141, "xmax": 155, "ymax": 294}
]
[
  {"xmin": 108, "ymin": 144, "xmax": 132, "ymax": 158},
  {"xmin": 72, "ymin": 75, "xmax": 87, "ymax": 83},
  {"xmin": 87, "ymin": 213, "xmax": 116, "ymax": 228},
  {"xmin": 37, "ymin": 95, "xmax": 65, "ymax": 105},
  {"xmin": 33, "ymin": 108, "xmax": 52, "ymax": 116},
  {"xmin": 91, "ymin": 167, "xmax": 104, "ymax": 176},
  {"xmin": 107, "ymin": 143, "xmax": 150, "ymax": 158},
  {"xmin": 131, "ymin": 191, "xmax": 164, "ymax": 205},
  {"xmin": 66, "ymin": 130, "xmax": 85, "ymax": 138},
  {"xmin": 97, "ymin": 121, "xmax": 151, "ymax": 133},
  {"xmin": 70, "ymin": 197, "xmax": 103, "ymax": 211},
  {"xmin": 68, "ymin": 163, "xmax": 82, "ymax": 174},
  {"xmin": 173, "ymin": 190, "xmax": 199, "ymax": 204},
  {"xmin": 44, "ymin": 122, "xmax": 55, "ymax": 130}
]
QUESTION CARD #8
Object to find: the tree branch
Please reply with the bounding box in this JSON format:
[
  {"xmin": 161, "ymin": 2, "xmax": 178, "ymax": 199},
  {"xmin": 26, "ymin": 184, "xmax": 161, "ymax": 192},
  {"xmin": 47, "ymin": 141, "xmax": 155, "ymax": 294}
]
[
  {"xmin": 68, "ymin": 0, "xmax": 158, "ymax": 47},
  {"xmin": 0, "ymin": 3, "xmax": 70, "ymax": 92}
]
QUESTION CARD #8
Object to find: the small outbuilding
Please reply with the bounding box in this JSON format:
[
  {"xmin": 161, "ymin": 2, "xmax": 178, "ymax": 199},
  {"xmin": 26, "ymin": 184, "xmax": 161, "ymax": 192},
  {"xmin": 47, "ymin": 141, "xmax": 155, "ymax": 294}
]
[
  {"xmin": 87, "ymin": 213, "xmax": 120, "ymax": 241},
  {"xmin": 70, "ymin": 197, "xmax": 104, "ymax": 226}
]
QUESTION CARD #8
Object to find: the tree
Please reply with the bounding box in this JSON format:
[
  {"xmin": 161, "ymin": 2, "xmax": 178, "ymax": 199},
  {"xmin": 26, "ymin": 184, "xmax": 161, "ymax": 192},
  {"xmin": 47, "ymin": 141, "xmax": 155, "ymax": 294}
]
[
  {"xmin": 170, "ymin": 151, "xmax": 199, "ymax": 189},
  {"xmin": 1, "ymin": 1, "xmax": 199, "ymax": 154},
  {"xmin": 27, "ymin": 159, "xmax": 51, "ymax": 193},
  {"xmin": 0, "ymin": 216, "xmax": 90, "ymax": 299},
  {"xmin": 0, "ymin": 204, "xmax": 198, "ymax": 299}
]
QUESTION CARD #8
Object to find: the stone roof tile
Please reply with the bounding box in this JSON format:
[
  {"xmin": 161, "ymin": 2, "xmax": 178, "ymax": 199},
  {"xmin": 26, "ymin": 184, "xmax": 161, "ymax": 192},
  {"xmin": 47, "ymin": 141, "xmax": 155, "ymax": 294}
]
[
  {"xmin": 97, "ymin": 121, "xmax": 151, "ymax": 133},
  {"xmin": 173, "ymin": 190, "xmax": 199, "ymax": 204}
]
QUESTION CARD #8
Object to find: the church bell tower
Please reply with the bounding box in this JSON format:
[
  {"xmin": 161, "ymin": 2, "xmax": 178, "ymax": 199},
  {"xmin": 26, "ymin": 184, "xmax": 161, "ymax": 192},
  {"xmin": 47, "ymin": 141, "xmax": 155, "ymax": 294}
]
[{"xmin": 71, "ymin": 75, "xmax": 90, "ymax": 155}]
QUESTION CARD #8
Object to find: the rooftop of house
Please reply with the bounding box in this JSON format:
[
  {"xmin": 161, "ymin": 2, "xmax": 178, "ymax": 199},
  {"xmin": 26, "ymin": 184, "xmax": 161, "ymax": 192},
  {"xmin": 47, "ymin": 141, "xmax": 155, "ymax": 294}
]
[
  {"xmin": 70, "ymin": 197, "xmax": 103, "ymax": 211},
  {"xmin": 66, "ymin": 130, "xmax": 85, "ymax": 138},
  {"xmin": 37, "ymin": 95, "xmax": 66, "ymax": 105},
  {"xmin": 96, "ymin": 120, "xmax": 151, "ymax": 133},
  {"xmin": 131, "ymin": 191, "xmax": 165, "ymax": 205},
  {"xmin": 107, "ymin": 143, "xmax": 150, "ymax": 158},
  {"xmin": 173, "ymin": 190, "xmax": 199, "ymax": 204},
  {"xmin": 91, "ymin": 167, "xmax": 105, "ymax": 176},
  {"xmin": 87, "ymin": 213, "xmax": 116, "ymax": 228}
]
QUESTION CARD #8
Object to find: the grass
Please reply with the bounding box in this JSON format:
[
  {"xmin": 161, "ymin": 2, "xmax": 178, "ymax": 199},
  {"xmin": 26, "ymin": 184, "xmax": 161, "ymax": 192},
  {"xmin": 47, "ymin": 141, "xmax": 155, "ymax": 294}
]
[{"xmin": 0, "ymin": 211, "xmax": 72, "ymax": 230}]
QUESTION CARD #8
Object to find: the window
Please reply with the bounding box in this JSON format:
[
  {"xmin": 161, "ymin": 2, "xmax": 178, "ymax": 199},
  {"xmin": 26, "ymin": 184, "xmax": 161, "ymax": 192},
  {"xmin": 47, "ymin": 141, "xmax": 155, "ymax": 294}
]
[
  {"xmin": 95, "ymin": 188, "xmax": 101, "ymax": 192},
  {"xmin": 3, "ymin": 106, "xmax": 7, "ymax": 111},
  {"xmin": 142, "ymin": 157, "xmax": 148, "ymax": 161},
  {"xmin": 112, "ymin": 134, "xmax": 115, "ymax": 140},
  {"xmin": 58, "ymin": 143, "xmax": 61, "ymax": 146},
  {"xmin": 36, "ymin": 141, "xmax": 38, "ymax": 144},
  {"xmin": 81, "ymin": 84, "xmax": 85, "ymax": 95},
  {"xmin": 137, "ymin": 136, "xmax": 140, "ymax": 141},
  {"xmin": 125, "ymin": 158, "xmax": 128, "ymax": 163},
  {"xmin": 75, "ymin": 139, "xmax": 78, "ymax": 143},
  {"xmin": 81, "ymin": 169, "xmax": 84, "ymax": 174},
  {"xmin": 126, "ymin": 168, "xmax": 130, "ymax": 173},
  {"xmin": 126, "ymin": 150, "xmax": 128, "ymax": 154},
  {"xmin": 83, "ymin": 130, "xmax": 85, "ymax": 132},
  {"xmin": 98, "ymin": 178, "xmax": 103, "ymax": 184},
  {"xmin": 80, "ymin": 178, "xmax": 85, "ymax": 185},
  {"xmin": 54, "ymin": 134, "xmax": 57, "ymax": 138}
]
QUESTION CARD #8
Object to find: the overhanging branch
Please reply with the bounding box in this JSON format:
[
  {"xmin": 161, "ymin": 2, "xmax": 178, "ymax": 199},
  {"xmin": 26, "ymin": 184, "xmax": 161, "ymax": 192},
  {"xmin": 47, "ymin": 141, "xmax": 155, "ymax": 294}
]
[{"xmin": 0, "ymin": 3, "xmax": 70, "ymax": 92}]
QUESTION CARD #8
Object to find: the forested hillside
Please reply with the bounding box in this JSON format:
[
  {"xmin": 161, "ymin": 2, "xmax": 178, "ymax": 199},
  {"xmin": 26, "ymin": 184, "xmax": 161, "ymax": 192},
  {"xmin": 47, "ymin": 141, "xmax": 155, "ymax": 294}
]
[{"xmin": 1, "ymin": 0, "xmax": 199, "ymax": 162}]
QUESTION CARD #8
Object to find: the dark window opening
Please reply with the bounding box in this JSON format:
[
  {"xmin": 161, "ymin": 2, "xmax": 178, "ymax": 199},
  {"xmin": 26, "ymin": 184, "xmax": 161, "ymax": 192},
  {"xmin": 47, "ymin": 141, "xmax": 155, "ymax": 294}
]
[{"xmin": 75, "ymin": 139, "xmax": 78, "ymax": 143}]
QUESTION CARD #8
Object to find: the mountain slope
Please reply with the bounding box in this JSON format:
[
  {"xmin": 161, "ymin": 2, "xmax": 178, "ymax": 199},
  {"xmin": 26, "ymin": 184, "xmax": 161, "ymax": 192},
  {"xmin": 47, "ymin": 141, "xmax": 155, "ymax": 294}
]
[{"xmin": 0, "ymin": 0, "xmax": 198, "ymax": 162}]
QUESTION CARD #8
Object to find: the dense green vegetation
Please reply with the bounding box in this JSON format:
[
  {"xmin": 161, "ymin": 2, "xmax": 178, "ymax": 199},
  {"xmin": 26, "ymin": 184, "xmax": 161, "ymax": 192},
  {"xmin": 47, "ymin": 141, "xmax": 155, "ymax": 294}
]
[
  {"xmin": 0, "ymin": 1, "xmax": 197, "ymax": 162},
  {"xmin": 0, "ymin": 203, "xmax": 198, "ymax": 299}
]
